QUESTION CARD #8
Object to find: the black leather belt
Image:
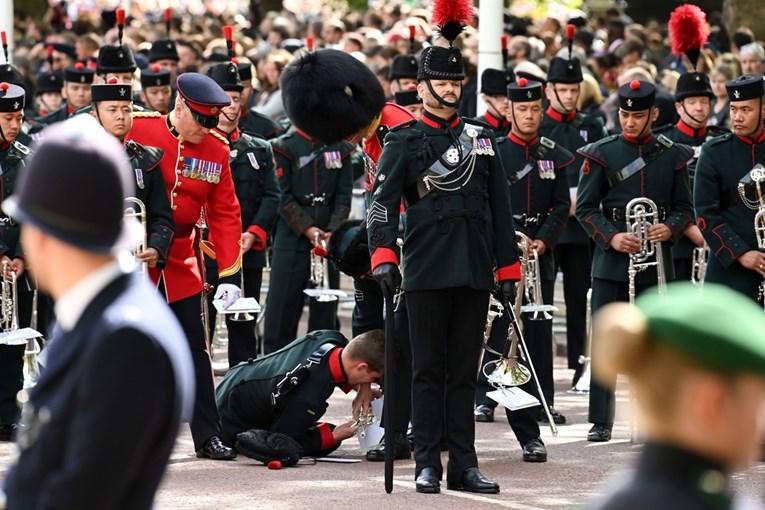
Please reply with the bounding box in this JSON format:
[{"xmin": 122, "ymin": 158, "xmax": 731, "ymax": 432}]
[
  {"xmin": 297, "ymin": 193, "xmax": 330, "ymax": 206},
  {"xmin": 513, "ymin": 213, "xmax": 546, "ymax": 227},
  {"xmin": 611, "ymin": 207, "xmax": 667, "ymax": 222}
]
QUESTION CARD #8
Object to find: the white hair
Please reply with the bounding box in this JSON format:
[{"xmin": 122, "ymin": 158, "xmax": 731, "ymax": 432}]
[{"xmin": 740, "ymin": 42, "xmax": 765, "ymax": 60}]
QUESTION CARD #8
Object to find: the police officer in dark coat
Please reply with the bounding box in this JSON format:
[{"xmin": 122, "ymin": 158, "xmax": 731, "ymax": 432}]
[
  {"xmin": 89, "ymin": 78, "xmax": 175, "ymax": 270},
  {"xmin": 205, "ymin": 54, "xmax": 279, "ymax": 366},
  {"xmin": 576, "ymin": 80, "xmax": 694, "ymax": 442},
  {"xmin": 263, "ymin": 50, "xmax": 378, "ymax": 354},
  {"xmin": 476, "ymin": 68, "xmax": 514, "ymax": 136},
  {"xmin": 476, "ymin": 78, "xmax": 573, "ymax": 435},
  {"xmin": 1, "ymin": 115, "xmax": 194, "ymax": 510},
  {"xmin": 653, "ymin": 72, "xmax": 729, "ymax": 281},
  {"xmin": 694, "ymin": 75, "xmax": 765, "ymax": 303},
  {"xmin": 367, "ymin": 16, "xmax": 521, "ymax": 492},
  {"xmin": 586, "ymin": 283, "xmax": 765, "ymax": 510},
  {"xmin": 539, "ymin": 34, "xmax": 608, "ymax": 388},
  {"xmin": 216, "ymin": 329, "xmax": 383, "ymax": 458}
]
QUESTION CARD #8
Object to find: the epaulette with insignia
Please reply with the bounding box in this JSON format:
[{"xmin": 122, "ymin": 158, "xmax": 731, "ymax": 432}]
[
  {"xmin": 132, "ymin": 110, "xmax": 162, "ymax": 118},
  {"xmin": 707, "ymin": 132, "xmax": 733, "ymax": 145},
  {"xmin": 464, "ymin": 118, "xmax": 493, "ymax": 131},
  {"xmin": 657, "ymin": 134, "xmax": 674, "ymax": 148},
  {"xmin": 210, "ymin": 129, "xmax": 229, "ymax": 145},
  {"xmin": 540, "ymin": 136, "xmax": 556, "ymax": 149},
  {"xmin": 12, "ymin": 140, "xmax": 30, "ymax": 155}
]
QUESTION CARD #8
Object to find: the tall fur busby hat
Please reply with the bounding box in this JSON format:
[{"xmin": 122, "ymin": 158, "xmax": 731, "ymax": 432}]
[
  {"xmin": 668, "ymin": 4, "xmax": 709, "ymax": 71},
  {"xmin": 280, "ymin": 49, "xmax": 385, "ymax": 145},
  {"xmin": 417, "ymin": 0, "xmax": 473, "ymax": 81}
]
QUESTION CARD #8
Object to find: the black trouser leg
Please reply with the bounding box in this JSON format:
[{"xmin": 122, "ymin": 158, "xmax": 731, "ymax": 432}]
[
  {"xmin": 307, "ymin": 261, "xmax": 340, "ymax": 332},
  {"xmin": 555, "ymin": 243, "xmax": 591, "ymax": 370},
  {"xmin": 522, "ymin": 279, "xmax": 555, "ymax": 407},
  {"xmin": 263, "ymin": 251, "xmax": 310, "ymax": 354},
  {"xmin": 351, "ymin": 277, "xmax": 384, "ymax": 337},
  {"xmin": 170, "ymin": 293, "xmax": 221, "ymax": 449},
  {"xmin": 505, "ymin": 376, "xmax": 542, "ymax": 445},
  {"xmin": 225, "ymin": 268, "xmax": 262, "ymax": 366},
  {"xmin": 0, "ymin": 284, "xmax": 35, "ymax": 426}
]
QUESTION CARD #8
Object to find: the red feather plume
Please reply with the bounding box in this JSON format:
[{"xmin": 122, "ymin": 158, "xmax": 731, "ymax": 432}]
[
  {"xmin": 116, "ymin": 8, "xmax": 125, "ymax": 26},
  {"xmin": 565, "ymin": 23, "xmax": 575, "ymax": 41},
  {"xmin": 1, "ymin": 31, "xmax": 7, "ymax": 47},
  {"xmin": 668, "ymin": 4, "xmax": 709, "ymax": 56},
  {"xmin": 164, "ymin": 8, "xmax": 173, "ymax": 23},
  {"xmin": 306, "ymin": 36, "xmax": 314, "ymax": 52},
  {"xmin": 432, "ymin": 0, "xmax": 474, "ymax": 44}
]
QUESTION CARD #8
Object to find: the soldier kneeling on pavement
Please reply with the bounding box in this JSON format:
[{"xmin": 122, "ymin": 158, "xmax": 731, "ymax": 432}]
[{"xmin": 215, "ymin": 329, "xmax": 384, "ymax": 460}]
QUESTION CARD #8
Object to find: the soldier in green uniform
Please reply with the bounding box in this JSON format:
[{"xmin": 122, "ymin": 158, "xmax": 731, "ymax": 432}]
[
  {"xmin": 237, "ymin": 48, "xmax": 283, "ymax": 140},
  {"xmin": 387, "ymin": 54, "xmax": 419, "ymax": 100},
  {"xmin": 95, "ymin": 9, "xmax": 137, "ymax": 85},
  {"xmin": 216, "ymin": 329, "xmax": 383, "ymax": 458},
  {"xmin": 89, "ymin": 78, "xmax": 175, "ymax": 270},
  {"xmin": 205, "ymin": 57, "xmax": 279, "ymax": 366},
  {"xmin": 476, "ymin": 68, "xmax": 513, "ymax": 136},
  {"xmin": 475, "ymin": 77, "xmax": 573, "ymax": 460},
  {"xmin": 539, "ymin": 32, "xmax": 608, "ymax": 388},
  {"xmin": 694, "ymin": 75, "xmax": 765, "ymax": 303},
  {"xmin": 587, "ymin": 283, "xmax": 765, "ymax": 510},
  {"xmin": 367, "ymin": 15, "xmax": 521, "ymax": 492},
  {"xmin": 32, "ymin": 63, "xmax": 94, "ymax": 129},
  {"xmin": 576, "ymin": 79, "xmax": 694, "ymax": 442},
  {"xmin": 0, "ymin": 83, "xmax": 35, "ymax": 440},
  {"xmin": 29, "ymin": 71, "xmax": 63, "ymax": 119},
  {"xmin": 138, "ymin": 65, "xmax": 172, "ymax": 114},
  {"xmin": 653, "ymin": 72, "xmax": 729, "ymax": 281}
]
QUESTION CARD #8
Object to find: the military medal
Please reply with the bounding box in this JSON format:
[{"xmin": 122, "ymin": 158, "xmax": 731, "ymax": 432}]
[
  {"xmin": 247, "ymin": 152, "xmax": 260, "ymax": 170},
  {"xmin": 323, "ymin": 150, "xmax": 343, "ymax": 169},
  {"xmin": 476, "ymin": 137, "xmax": 495, "ymax": 156},
  {"xmin": 538, "ymin": 160, "xmax": 556, "ymax": 179},
  {"xmin": 134, "ymin": 168, "xmax": 145, "ymax": 189}
]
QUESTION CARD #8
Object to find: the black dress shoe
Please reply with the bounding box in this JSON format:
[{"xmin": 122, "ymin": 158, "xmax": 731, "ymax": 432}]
[
  {"xmin": 366, "ymin": 433, "xmax": 412, "ymax": 461},
  {"xmin": 474, "ymin": 404, "xmax": 495, "ymax": 423},
  {"xmin": 196, "ymin": 435, "xmax": 237, "ymax": 460},
  {"xmin": 0, "ymin": 424, "xmax": 17, "ymax": 442},
  {"xmin": 538, "ymin": 407, "xmax": 567, "ymax": 425},
  {"xmin": 447, "ymin": 467, "xmax": 499, "ymax": 494},
  {"xmin": 522, "ymin": 438, "xmax": 547, "ymax": 463},
  {"xmin": 415, "ymin": 467, "xmax": 441, "ymax": 494},
  {"xmin": 587, "ymin": 424, "xmax": 612, "ymax": 442}
]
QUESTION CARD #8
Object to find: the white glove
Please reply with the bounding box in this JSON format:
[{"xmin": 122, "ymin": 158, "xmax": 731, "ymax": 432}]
[{"xmin": 214, "ymin": 283, "xmax": 241, "ymax": 310}]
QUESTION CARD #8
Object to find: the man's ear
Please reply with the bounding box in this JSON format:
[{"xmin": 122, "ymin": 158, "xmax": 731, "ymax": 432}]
[{"xmin": 651, "ymin": 106, "xmax": 660, "ymax": 123}]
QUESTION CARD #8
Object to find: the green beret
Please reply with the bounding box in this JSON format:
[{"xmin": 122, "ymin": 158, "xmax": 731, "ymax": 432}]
[{"xmin": 636, "ymin": 282, "xmax": 765, "ymax": 375}]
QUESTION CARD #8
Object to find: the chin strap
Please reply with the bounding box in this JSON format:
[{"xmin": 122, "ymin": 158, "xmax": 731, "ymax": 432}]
[
  {"xmin": 679, "ymin": 100, "xmax": 706, "ymax": 128},
  {"xmin": 220, "ymin": 109, "xmax": 238, "ymax": 123},
  {"xmin": 424, "ymin": 79, "xmax": 462, "ymax": 109},
  {"xmin": 551, "ymin": 83, "xmax": 580, "ymax": 115},
  {"xmin": 509, "ymin": 103, "xmax": 536, "ymax": 138}
]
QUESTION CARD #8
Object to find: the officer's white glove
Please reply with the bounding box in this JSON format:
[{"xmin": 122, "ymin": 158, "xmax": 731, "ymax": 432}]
[{"xmin": 214, "ymin": 283, "xmax": 241, "ymax": 310}]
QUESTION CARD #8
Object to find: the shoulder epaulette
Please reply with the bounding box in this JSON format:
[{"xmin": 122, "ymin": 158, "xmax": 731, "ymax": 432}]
[
  {"xmin": 657, "ymin": 134, "xmax": 674, "ymax": 148},
  {"xmin": 464, "ymin": 118, "xmax": 493, "ymax": 131},
  {"xmin": 540, "ymin": 136, "xmax": 556, "ymax": 149},
  {"xmin": 707, "ymin": 125, "xmax": 731, "ymax": 137},
  {"xmin": 210, "ymin": 129, "xmax": 230, "ymax": 145},
  {"xmin": 594, "ymin": 133, "xmax": 620, "ymax": 146},
  {"xmin": 12, "ymin": 140, "xmax": 30, "ymax": 155},
  {"xmin": 707, "ymin": 132, "xmax": 733, "ymax": 146},
  {"xmin": 390, "ymin": 120, "xmax": 417, "ymax": 133},
  {"xmin": 132, "ymin": 110, "xmax": 161, "ymax": 118}
]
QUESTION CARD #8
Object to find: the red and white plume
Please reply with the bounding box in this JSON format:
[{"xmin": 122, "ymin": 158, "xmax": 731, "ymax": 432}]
[
  {"xmin": 432, "ymin": 0, "xmax": 474, "ymax": 45},
  {"xmin": 668, "ymin": 4, "xmax": 709, "ymax": 68}
]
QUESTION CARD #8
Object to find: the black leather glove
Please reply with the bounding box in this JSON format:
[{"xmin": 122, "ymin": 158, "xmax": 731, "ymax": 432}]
[
  {"xmin": 373, "ymin": 263, "xmax": 402, "ymax": 296},
  {"xmin": 500, "ymin": 280, "xmax": 517, "ymax": 305}
]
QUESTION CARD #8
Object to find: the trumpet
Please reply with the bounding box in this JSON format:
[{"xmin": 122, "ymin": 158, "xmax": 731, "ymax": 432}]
[
  {"xmin": 691, "ymin": 244, "xmax": 709, "ymax": 287},
  {"xmin": 124, "ymin": 197, "xmax": 148, "ymax": 273},
  {"xmin": 0, "ymin": 260, "xmax": 18, "ymax": 333},
  {"xmin": 304, "ymin": 232, "xmax": 346, "ymax": 302},
  {"xmin": 517, "ymin": 233, "xmax": 558, "ymax": 320},
  {"xmin": 625, "ymin": 198, "xmax": 667, "ymax": 304}
]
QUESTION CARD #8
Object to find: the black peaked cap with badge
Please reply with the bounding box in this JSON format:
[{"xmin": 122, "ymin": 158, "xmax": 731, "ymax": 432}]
[
  {"xmin": 726, "ymin": 74, "xmax": 764, "ymax": 102},
  {"xmin": 0, "ymin": 82, "xmax": 25, "ymax": 112},
  {"xmin": 507, "ymin": 77, "xmax": 543, "ymax": 102},
  {"xmin": 64, "ymin": 63, "xmax": 95, "ymax": 84},
  {"xmin": 618, "ymin": 80, "xmax": 656, "ymax": 111},
  {"xmin": 35, "ymin": 71, "xmax": 63, "ymax": 94},
  {"xmin": 91, "ymin": 77, "xmax": 132, "ymax": 103},
  {"xmin": 140, "ymin": 63, "xmax": 171, "ymax": 89},
  {"xmin": 280, "ymin": 48, "xmax": 385, "ymax": 144}
]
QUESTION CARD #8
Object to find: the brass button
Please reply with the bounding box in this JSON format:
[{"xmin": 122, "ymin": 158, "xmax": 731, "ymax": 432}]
[
  {"xmin": 172, "ymin": 205, "xmax": 177, "ymax": 210},
  {"xmin": 172, "ymin": 192, "xmax": 178, "ymax": 197}
]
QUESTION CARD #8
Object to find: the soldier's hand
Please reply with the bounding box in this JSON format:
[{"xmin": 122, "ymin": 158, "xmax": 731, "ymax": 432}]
[
  {"xmin": 332, "ymin": 420, "xmax": 360, "ymax": 443},
  {"xmin": 609, "ymin": 233, "xmax": 642, "ymax": 254},
  {"xmin": 352, "ymin": 383, "xmax": 373, "ymax": 420},
  {"xmin": 500, "ymin": 280, "xmax": 517, "ymax": 305},
  {"xmin": 737, "ymin": 251, "xmax": 765, "ymax": 277},
  {"xmin": 10, "ymin": 258, "xmax": 25, "ymax": 278},
  {"xmin": 647, "ymin": 224, "xmax": 672, "ymax": 243},
  {"xmin": 241, "ymin": 232, "xmax": 256, "ymax": 252},
  {"xmin": 137, "ymin": 248, "xmax": 159, "ymax": 268},
  {"xmin": 372, "ymin": 263, "xmax": 401, "ymax": 296},
  {"xmin": 304, "ymin": 226, "xmax": 326, "ymax": 245},
  {"xmin": 684, "ymin": 224, "xmax": 705, "ymax": 247},
  {"xmin": 531, "ymin": 239, "xmax": 547, "ymax": 256}
]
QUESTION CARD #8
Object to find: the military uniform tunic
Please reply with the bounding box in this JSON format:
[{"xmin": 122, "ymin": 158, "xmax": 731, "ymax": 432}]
[
  {"xmin": 694, "ymin": 130, "xmax": 765, "ymax": 302},
  {"xmin": 239, "ymin": 108, "xmax": 285, "ymax": 140}
]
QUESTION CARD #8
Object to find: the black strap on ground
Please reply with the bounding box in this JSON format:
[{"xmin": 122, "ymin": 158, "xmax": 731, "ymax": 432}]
[{"xmin": 383, "ymin": 286, "xmax": 395, "ymax": 494}]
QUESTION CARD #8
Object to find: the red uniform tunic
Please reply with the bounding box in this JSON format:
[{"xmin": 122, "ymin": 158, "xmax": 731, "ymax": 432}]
[{"xmin": 127, "ymin": 112, "xmax": 242, "ymax": 303}]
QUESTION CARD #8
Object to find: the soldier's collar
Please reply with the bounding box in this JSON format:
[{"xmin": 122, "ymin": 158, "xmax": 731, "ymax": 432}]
[
  {"xmin": 295, "ymin": 127, "xmax": 317, "ymax": 143},
  {"xmin": 677, "ymin": 119, "xmax": 707, "ymax": 139},
  {"xmin": 736, "ymin": 128, "xmax": 765, "ymax": 146},
  {"xmin": 483, "ymin": 111, "xmax": 508, "ymax": 130},
  {"xmin": 328, "ymin": 347, "xmax": 352, "ymax": 392},
  {"xmin": 421, "ymin": 110, "xmax": 460, "ymax": 130},
  {"xmin": 621, "ymin": 132, "xmax": 654, "ymax": 145},
  {"xmin": 0, "ymin": 140, "xmax": 10, "ymax": 152},
  {"xmin": 166, "ymin": 115, "xmax": 181, "ymax": 140},
  {"xmin": 508, "ymin": 131, "xmax": 539, "ymax": 147},
  {"xmin": 546, "ymin": 105, "xmax": 576, "ymax": 123}
]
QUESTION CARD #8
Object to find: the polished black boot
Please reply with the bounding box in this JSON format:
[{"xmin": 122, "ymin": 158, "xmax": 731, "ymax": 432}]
[
  {"xmin": 521, "ymin": 438, "xmax": 547, "ymax": 462},
  {"xmin": 447, "ymin": 467, "xmax": 499, "ymax": 494},
  {"xmin": 196, "ymin": 435, "xmax": 237, "ymax": 460},
  {"xmin": 587, "ymin": 424, "xmax": 612, "ymax": 442},
  {"xmin": 474, "ymin": 404, "xmax": 495, "ymax": 423},
  {"xmin": 415, "ymin": 467, "xmax": 441, "ymax": 494}
]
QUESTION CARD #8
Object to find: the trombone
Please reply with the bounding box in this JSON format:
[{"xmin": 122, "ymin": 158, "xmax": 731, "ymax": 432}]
[
  {"xmin": 124, "ymin": 197, "xmax": 148, "ymax": 273},
  {"xmin": 304, "ymin": 231, "xmax": 346, "ymax": 302},
  {"xmin": 518, "ymin": 233, "xmax": 558, "ymax": 320},
  {"xmin": 625, "ymin": 197, "xmax": 667, "ymax": 304},
  {"xmin": 691, "ymin": 243, "xmax": 709, "ymax": 287}
]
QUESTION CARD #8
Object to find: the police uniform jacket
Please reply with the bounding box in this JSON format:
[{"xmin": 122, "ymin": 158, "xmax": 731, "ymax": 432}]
[
  {"xmin": 270, "ymin": 129, "xmax": 354, "ymax": 257},
  {"xmin": 694, "ymin": 131, "xmax": 765, "ymax": 300},
  {"xmin": 498, "ymin": 132, "xmax": 574, "ymax": 281},
  {"xmin": 3, "ymin": 272, "xmax": 194, "ymax": 510},
  {"xmin": 589, "ymin": 442, "xmax": 734, "ymax": 510},
  {"xmin": 212, "ymin": 128, "xmax": 279, "ymax": 270},
  {"xmin": 0, "ymin": 134, "xmax": 32, "ymax": 260},
  {"xmin": 653, "ymin": 121, "xmax": 729, "ymax": 260},
  {"xmin": 367, "ymin": 112, "xmax": 521, "ymax": 291},
  {"xmin": 539, "ymin": 107, "xmax": 608, "ymax": 245},
  {"xmin": 576, "ymin": 133, "xmax": 694, "ymax": 283},
  {"xmin": 124, "ymin": 141, "xmax": 175, "ymax": 268},
  {"xmin": 126, "ymin": 112, "xmax": 243, "ymax": 303},
  {"xmin": 240, "ymin": 108, "xmax": 284, "ymax": 140},
  {"xmin": 217, "ymin": 330, "xmax": 351, "ymax": 457}
]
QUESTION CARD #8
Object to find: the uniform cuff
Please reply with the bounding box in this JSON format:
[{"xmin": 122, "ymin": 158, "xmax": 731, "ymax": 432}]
[
  {"xmin": 247, "ymin": 225, "xmax": 268, "ymax": 251},
  {"xmin": 316, "ymin": 422, "xmax": 336, "ymax": 450},
  {"xmin": 496, "ymin": 262, "xmax": 521, "ymax": 282},
  {"xmin": 370, "ymin": 248, "xmax": 398, "ymax": 272}
]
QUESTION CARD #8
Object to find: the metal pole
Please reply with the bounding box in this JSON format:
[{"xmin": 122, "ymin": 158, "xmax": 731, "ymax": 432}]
[
  {"xmin": 476, "ymin": 0, "xmax": 503, "ymax": 116},
  {"xmin": 0, "ymin": 0, "xmax": 12, "ymax": 64}
]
